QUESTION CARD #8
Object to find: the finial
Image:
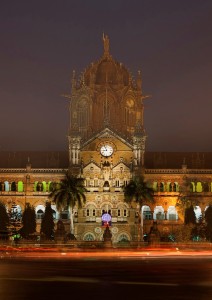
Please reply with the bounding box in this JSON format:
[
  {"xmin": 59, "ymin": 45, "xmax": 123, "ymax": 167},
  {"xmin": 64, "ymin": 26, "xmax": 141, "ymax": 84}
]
[
  {"xmin": 137, "ymin": 70, "xmax": 142, "ymax": 90},
  {"xmin": 72, "ymin": 70, "xmax": 75, "ymax": 79},
  {"xmin": 71, "ymin": 70, "xmax": 76, "ymax": 90},
  {"xmin": 102, "ymin": 33, "xmax": 110, "ymax": 57}
]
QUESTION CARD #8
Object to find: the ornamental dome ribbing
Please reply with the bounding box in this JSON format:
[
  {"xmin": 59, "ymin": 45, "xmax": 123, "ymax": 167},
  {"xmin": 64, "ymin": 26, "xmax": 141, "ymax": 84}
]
[{"xmin": 84, "ymin": 35, "xmax": 130, "ymax": 87}]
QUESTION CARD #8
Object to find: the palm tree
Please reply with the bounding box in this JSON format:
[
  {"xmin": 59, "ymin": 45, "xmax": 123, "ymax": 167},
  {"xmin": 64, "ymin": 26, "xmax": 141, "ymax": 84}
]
[
  {"xmin": 123, "ymin": 176, "xmax": 154, "ymax": 241},
  {"xmin": 48, "ymin": 172, "xmax": 87, "ymax": 235}
]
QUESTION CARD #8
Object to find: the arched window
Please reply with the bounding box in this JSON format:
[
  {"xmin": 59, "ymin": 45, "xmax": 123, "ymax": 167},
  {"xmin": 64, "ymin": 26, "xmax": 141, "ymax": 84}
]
[
  {"xmin": 42, "ymin": 181, "xmax": 47, "ymax": 192},
  {"xmin": 34, "ymin": 181, "xmax": 38, "ymax": 192},
  {"xmin": 196, "ymin": 182, "xmax": 203, "ymax": 193},
  {"xmin": 11, "ymin": 182, "xmax": 16, "ymax": 191},
  {"xmin": 167, "ymin": 206, "xmax": 178, "ymax": 220},
  {"xmin": 190, "ymin": 182, "xmax": 195, "ymax": 192},
  {"xmin": 153, "ymin": 206, "xmax": 165, "ymax": 220},
  {"xmin": 153, "ymin": 182, "xmax": 158, "ymax": 192},
  {"xmin": 85, "ymin": 204, "xmax": 97, "ymax": 219},
  {"xmin": 83, "ymin": 233, "xmax": 95, "ymax": 241},
  {"xmin": 173, "ymin": 182, "xmax": 178, "ymax": 192},
  {"xmin": 117, "ymin": 205, "xmax": 128, "ymax": 218},
  {"xmin": 36, "ymin": 182, "xmax": 43, "ymax": 192},
  {"xmin": 142, "ymin": 205, "xmax": 152, "ymax": 220},
  {"xmin": 18, "ymin": 181, "xmax": 24, "ymax": 192},
  {"xmin": 48, "ymin": 182, "xmax": 52, "ymax": 191},
  {"xmin": 78, "ymin": 99, "xmax": 89, "ymax": 129},
  {"xmin": 4, "ymin": 181, "xmax": 9, "ymax": 192},
  {"xmin": 35, "ymin": 205, "xmax": 45, "ymax": 219},
  {"xmin": 159, "ymin": 182, "xmax": 164, "ymax": 192},
  {"xmin": 37, "ymin": 209, "xmax": 44, "ymax": 219},
  {"xmin": 118, "ymin": 233, "xmax": 130, "ymax": 242},
  {"xmin": 167, "ymin": 182, "xmax": 171, "ymax": 192}
]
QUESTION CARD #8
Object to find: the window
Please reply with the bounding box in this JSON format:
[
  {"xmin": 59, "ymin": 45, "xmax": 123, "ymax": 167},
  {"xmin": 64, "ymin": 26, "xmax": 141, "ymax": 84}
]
[
  {"xmin": 84, "ymin": 233, "xmax": 95, "ymax": 241},
  {"xmin": 18, "ymin": 181, "xmax": 24, "ymax": 192},
  {"xmin": 37, "ymin": 209, "xmax": 44, "ymax": 219},
  {"xmin": 60, "ymin": 211, "xmax": 69, "ymax": 220}
]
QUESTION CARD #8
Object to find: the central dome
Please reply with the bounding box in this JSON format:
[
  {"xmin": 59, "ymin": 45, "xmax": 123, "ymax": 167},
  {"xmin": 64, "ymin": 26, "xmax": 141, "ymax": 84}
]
[{"xmin": 84, "ymin": 35, "xmax": 130, "ymax": 87}]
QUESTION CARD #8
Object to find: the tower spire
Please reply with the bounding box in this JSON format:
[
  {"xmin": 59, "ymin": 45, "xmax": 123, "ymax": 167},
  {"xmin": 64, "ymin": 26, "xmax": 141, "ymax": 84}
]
[{"xmin": 102, "ymin": 33, "xmax": 110, "ymax": 57}]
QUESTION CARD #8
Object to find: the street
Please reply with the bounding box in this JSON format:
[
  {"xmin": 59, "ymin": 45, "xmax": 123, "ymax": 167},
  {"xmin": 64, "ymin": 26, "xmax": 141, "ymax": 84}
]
[{"xmin": 0, "ymin": 249, "xmax": 211, "ymax": 300}]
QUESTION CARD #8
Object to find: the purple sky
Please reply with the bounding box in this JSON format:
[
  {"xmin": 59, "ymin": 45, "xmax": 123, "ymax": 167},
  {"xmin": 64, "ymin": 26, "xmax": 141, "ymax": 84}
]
[{"xmin": 1, "ymin": 0, "xmax": 212, "ymax": 152}]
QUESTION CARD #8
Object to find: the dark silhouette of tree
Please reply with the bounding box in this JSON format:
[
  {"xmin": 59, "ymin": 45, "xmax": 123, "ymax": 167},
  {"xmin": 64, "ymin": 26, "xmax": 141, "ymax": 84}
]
[
  {"xmin": 205, "ymin": 205, "xmax": 212, "ymax": 242},
  {"xmin": 124, "ymin": 176, "xmax": 154, "ymax": 240},
  {"xmin": 40, "ymin": 202, "xmax": 55, "ymax": 240},
  {"xmin": 184, "ymin": 205, "xmax": 196, "ymax": 225},
  {"xmin": 0, "ymin": 201, "xmax": 9, "ymax": 232},
  {"xmin": 49, "ymin": 172, "xmax": 87, "ymax": 234},
  {"xmin": 19, "ymin": 203, "xmax": 36, "ymax": 239}
]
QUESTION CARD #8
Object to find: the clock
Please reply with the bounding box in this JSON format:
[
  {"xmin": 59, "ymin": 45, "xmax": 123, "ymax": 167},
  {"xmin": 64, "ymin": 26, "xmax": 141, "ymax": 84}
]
[{"xmin": 100, "ymin": 144, "xmax": 114, "ymax": 157}]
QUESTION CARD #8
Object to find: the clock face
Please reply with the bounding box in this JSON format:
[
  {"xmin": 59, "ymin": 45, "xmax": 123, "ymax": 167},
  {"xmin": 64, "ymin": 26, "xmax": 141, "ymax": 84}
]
[{"xmin": 100, "ymin": 144, "xmax": 113, "ymax": 157}]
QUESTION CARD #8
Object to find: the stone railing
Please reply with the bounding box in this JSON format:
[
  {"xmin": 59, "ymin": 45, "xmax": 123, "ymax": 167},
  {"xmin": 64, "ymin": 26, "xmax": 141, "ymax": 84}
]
[{"xmin": 145, "ymin": 168, "xmax": 212, "ymax": 174}]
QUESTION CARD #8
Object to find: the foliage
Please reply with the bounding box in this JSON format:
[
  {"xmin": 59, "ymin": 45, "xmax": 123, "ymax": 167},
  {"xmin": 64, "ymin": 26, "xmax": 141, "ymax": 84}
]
[
  {"xmin": 48, "ymin": 172, "xmax": 87, "ymax": 233},
  {"xmin": 176, "ymin": 195, "xmax": 199, "ymax": 212},
  {"xmin": 19, "ymin": 203, "xmax": 36, "ymax": 239},
  {"xmin": 0, "ymin": 201, "xmax": 9, "ymax": 231},
  {"xmin": 49, "ymin": 172, "xmax": 87, "ymax": 211},
  {"xmin": 123, "ymin": 176, "xmax": 154, "ymax": 207},
  {"xmin": 205, "ymin": 205, "xmax": 212, "ymax": 242},
  {"xmin": 40, "ymin": 202, "xmax": 55, "ymax": 240},
  {"xmin": 172, "ymin": 224, "xmax": 195, "ymax": 242},
  {"xmin": 192, "ymin": 215, "xmax": 207, "ymax": 241},
  {"xmin": 184, "ymin": 205, "xmax": 196, "ymax": 225}
]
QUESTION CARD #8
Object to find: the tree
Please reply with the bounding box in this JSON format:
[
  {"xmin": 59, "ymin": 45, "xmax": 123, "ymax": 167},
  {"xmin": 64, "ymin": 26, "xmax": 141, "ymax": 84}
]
[
  {"xmin": 40, "ymin": 202, "xmax": 55, "ymax": 240},
  {"xmin": 176, "ymin": 194, "xmax": 198, "ymax": 225},
  {"xmin": 184, "ymin": 205, "xmax": 196, "ymax": 225},
  {"xmin": 19, "ymin": 203, "xmax": 36, "ymax": 239},
  {"xmin": 48, "ymin": 172, "xmax": 87, "ymax": 234},
  {"xmin": 0, "ymin": 201, "xmax": 9, "ymax": 236},
  {"xmin": 205, "ymin": 205, "xmax": 212, "ymax": 242},
  {"xmin": 172, "ymin": 224, "xmax": 195, "ymax": 242},
  {"xmin": 123, "ymin": 176, "xmax": 154, "ymax": 241}
]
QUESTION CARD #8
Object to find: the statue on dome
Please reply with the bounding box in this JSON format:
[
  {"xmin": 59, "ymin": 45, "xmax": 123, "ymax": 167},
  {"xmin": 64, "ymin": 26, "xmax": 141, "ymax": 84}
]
[{"xmin": 103, "ymin": 33, "xmax": 110, "ymax": 56}]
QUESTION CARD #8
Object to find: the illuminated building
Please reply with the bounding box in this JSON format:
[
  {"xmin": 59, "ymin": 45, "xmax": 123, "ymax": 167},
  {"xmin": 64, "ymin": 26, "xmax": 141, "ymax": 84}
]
[{"xmin": 0, "ymin": 36, "xmax": 212, "ymax": 243}]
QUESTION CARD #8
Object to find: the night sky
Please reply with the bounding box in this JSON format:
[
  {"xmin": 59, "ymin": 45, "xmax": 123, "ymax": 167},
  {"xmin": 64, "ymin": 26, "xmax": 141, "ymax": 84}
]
[{"xmin": 1, "ymin": 0, "xmax": 212, "ymax": 152}]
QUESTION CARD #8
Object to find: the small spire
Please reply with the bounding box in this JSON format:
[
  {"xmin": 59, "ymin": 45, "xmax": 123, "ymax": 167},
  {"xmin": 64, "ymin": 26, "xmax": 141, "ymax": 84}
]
[
  {"xmin": 137, "ymin": 70, "xmax": 142, "ymax": 91},
  {"xmin": 71, "ymin": 70, "xmax": 76, "ymax": 90},
  {"xmin": 102, "ymin": 33, "xmax": 110, "ymax": 57}
]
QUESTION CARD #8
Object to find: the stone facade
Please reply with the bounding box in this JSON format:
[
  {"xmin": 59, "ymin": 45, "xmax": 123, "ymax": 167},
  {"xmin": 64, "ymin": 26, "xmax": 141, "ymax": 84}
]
[{"xmin": 0, "ymin": 36, "xmax": 211, "ymax": 243}]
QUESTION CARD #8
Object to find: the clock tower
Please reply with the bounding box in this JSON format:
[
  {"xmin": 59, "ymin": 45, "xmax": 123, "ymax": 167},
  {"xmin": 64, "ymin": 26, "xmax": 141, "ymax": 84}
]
[{"xmin": 67, "ymin": 35, "xmax": 148, "ymax": 242}]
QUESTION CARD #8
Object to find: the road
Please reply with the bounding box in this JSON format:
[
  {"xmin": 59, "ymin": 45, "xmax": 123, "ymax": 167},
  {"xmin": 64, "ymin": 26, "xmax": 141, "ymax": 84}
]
[{"xmin": 0, "ymin": 248, "xmax": 211, "ymax": 300}]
